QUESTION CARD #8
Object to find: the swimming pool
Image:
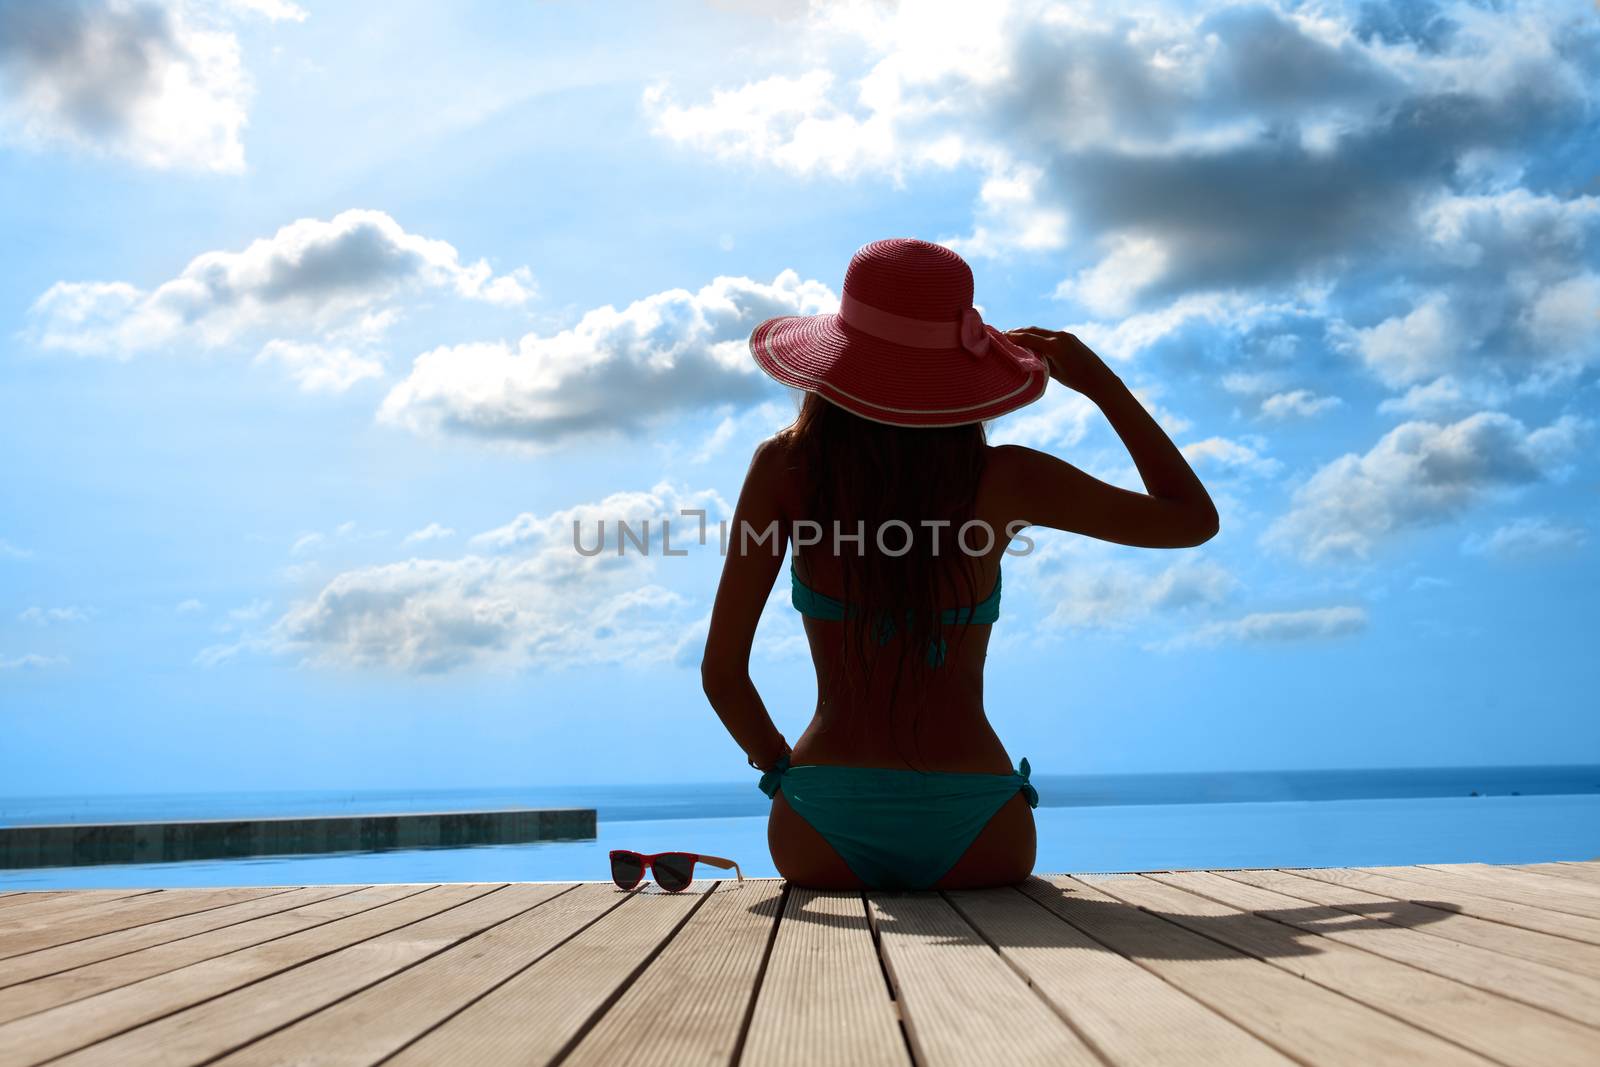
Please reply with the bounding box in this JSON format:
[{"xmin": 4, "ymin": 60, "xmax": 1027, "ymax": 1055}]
[{"xmin": 6, "ymin": 792, "xmax": 1597, "ymax": 890}]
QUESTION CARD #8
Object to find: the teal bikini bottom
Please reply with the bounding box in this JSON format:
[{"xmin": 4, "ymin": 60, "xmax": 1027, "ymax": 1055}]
[{"xmin": 758, "ymin": 754, "xmax": 1039, "ymax": 890}]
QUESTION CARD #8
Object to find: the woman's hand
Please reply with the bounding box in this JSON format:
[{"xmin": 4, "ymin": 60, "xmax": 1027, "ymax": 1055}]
[{"xmin": 1005, "ymin": 328, "xmax": 1120, "ymax": 397}]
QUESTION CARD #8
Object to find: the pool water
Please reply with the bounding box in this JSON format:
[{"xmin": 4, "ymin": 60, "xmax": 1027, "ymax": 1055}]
[{"xmin": 5, "ymin": 793, "xmax": 1597, "ymax": 890}]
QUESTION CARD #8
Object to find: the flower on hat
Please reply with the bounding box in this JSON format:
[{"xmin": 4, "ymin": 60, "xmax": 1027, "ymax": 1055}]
[{"xmin": 959, "ymin": 307, "xmax": 990, "ymax": 359}]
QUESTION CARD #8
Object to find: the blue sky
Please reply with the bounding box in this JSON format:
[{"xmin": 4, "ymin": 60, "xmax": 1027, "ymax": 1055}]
[{"xmin": 1, "ymin": 0, "xmax": 1597, "ymax": 794}]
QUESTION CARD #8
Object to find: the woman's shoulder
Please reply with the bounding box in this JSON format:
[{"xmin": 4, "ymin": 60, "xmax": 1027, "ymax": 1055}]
[
  {"xmin": 749, "ymin": 430, "xmax": 800, "ymax": 477},
  {"xmin": 747, "ymin": 431, "xmax": 806, "ymax": 514},
  {"xmin": 975, "ymin": 440, "xmax": 1021, "ymax": 487},
  {"xmin": 975, "ymin": 442, "xmax": 1047, "ymax": 525}
]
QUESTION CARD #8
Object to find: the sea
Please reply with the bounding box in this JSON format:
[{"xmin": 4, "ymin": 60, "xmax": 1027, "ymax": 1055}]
[{"xmin": 3, "ymin": 764, "xmax": 1598, "ymax": 890}]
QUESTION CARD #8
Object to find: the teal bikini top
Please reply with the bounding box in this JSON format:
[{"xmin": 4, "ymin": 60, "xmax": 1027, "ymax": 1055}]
[{"xmin": 789, "ymin": 560, "xmax": 1001, "ymax": 667}]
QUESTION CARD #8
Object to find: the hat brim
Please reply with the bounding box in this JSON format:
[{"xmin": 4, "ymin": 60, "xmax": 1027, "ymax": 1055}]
[{"xmin": 749, "ymin": 312, "xmax": 1049, "ymax": 428}]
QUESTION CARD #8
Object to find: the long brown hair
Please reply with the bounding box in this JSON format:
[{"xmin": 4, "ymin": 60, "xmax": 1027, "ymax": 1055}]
[{"xmin": 779, "ymin": 392, "xmax": 988, "ymax": 768}]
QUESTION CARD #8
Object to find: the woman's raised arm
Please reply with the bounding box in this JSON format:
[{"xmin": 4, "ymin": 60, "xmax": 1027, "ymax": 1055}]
[{"xmin": 994, "ymin": 328, "xmax": 1219, "ymax": 549}]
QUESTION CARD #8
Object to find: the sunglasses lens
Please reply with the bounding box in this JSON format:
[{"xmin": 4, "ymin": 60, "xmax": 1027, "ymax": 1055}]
[
  {"xmin": 610, "ymin": 851, "xmax": 644, "ymax": 890},
  {"xmin": 653, "ymin": 853, "xmax": 694, "ymax": 893}
]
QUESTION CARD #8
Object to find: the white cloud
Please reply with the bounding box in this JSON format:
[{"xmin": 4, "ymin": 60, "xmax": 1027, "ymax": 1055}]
[
  {"xmin": 645, "ymin": 69, "xmax": 911, "ymax": 180},
  {"xmin": 1033, "ymin": 546, "xmax": 1238, "ymax": 631},
  {"xmin": 1054, "ymin": 234, "xmax": 1171, "ymax": 318},
  {"xmin": 648, "ymin": 0, "xmax": 1595, "ymax": 299},
  {"xmin": 287, "ymin": 521, "xmax": 387, "ymax": 558},
  {"xmin": 1376, "ymin": 375, "xmax": 1510, "ymax": 419},
  {"xmin": 688, "ymin": 400, "xmax": 791, "ymax": 464},
  {"xmin": 1260, "ymin": 389, "xmax": 1341, "ymax": 420},
  {"xmin": 266, "ymin": 556, "xmax": 679, "ymax": 673},
  {"xmin": 175, "ymin": 597, "xmax": 205, "ymax": 613},
  {"xmin": 194, "ymin": 641, "xmax": 245, "ymax": 667},
  {"xmin": 199, "ymin": 596, "xmax": 281, "ymax": 655},
  {"xmin": 469, "ymin": 482, "xmax": 729, "ymax": 555},
  {"xmin": 1522, "ymin": 272, "xmax": 1600, "ymax": 371},
  {"xmin": 693, "ymin": 580, "xmax": 809, "ymax": 667},
  {"xmin": 694, "ymin": 413, "xmax": 742, "ymax": 465},
  {"xmin": 402, "ymin": 523, "xmax": 456, "ymax": 545},
  {"xmin": 223, "ymin": 0, "xmax": 306, "ymax": 20},
  {"xmin": 289, "ymin": 532, "xmax": 324, "ymax": 556},
  {"xmin": 28, "ymin": 210, "xmax": 532, "ymax": 392},
  {"xmin": 255, "ymin": 340, "xmax": 383, "ymax": 394},
  {"xmin": 1355, "ymin": 190, "xmax": 1600, "ymax": 395},
  {"xmin": 379, "ymin": 269, "xmax": 833, "ymax": 448},
  {"xmin": 1334, "ymin": 291, "xmax": 1463, "ymax": 389},
  {"xmin": 0, "ymin": 537, "xmax": 34, "ymax": 559},
  {"xmin": 988, "ymin": 389, "xmax": 1098, "ymax": 451},
  {"xmin": 207, "ymin": 482, "xmax": 734, "ymax": 674},
  {"xmin": 228, "ymin": 598, "xmax": 271, "ymax": 622},
  {"xmin": 1419, "ymin": 189, "xmax": 1600, "ymax": 271},
  {"xmin": 0, "ymin": 0, "xmax": 264, "ymax": 172},
  {"xmin": 1263, "ymin": 411, "xmax": 1589, "ymax": 562},
  {"xmin": 644, "ymin": 0, "xmax": 1022, "ymax": 185},
  {"xmin": 1221, "ymin": 371, "xmax": 1281, "ymax": 396},
  {"xmin": 1180, "ymin": 435, "xmax": 1282, "ymax": 479},
  {"xmin": 1152, "ymin": 605, "xmax": 1367, "ymax": 651},
  {"xmin": 18, "ymin": 606, "xmax": 89, "ymax": 625},
  {"xmin": 1065, "ymin": 290, "xmax": 1317, "ymax": 364},
  {"xmin": 651, "ymin": 0, "xmax": 1598, "ymax": 424},
  {"xmin": 940, "ymin": 163, "xmax": 1068, "ymax": 260},
  {"xmin": 0, "ymin": 652, "xmax": 67, "ymax": 671},
  {"xmin": 1462, "ymin": 516, "xmax": 1587, "ymax": 560}
]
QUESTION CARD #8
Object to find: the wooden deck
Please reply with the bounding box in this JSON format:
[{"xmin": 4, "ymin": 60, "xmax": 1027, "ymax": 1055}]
[{"xmin": 2, "ymin": 861, "xmax": 1599, "ymax": 1065}]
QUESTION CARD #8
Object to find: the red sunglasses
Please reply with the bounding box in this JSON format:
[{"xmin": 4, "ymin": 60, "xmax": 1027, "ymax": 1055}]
[{"xmin": 608, "ymin": 850, "xmax": 743, "ymax": 892}]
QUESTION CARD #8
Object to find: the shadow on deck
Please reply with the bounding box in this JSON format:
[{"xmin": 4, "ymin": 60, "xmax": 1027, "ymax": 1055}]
[{"xmin": 1, "ymin": 860, "xmax": 1598, "ymax": 1065}]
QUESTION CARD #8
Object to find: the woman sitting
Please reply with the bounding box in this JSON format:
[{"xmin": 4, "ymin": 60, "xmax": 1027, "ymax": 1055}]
[{"xmin": 701, "ymin": 238, "xmax": 1218, "ymax": 890}]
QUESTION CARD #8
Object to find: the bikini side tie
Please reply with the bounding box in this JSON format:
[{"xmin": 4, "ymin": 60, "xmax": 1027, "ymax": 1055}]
[
  {"xmin": 1017, "ymin": 757, "xmax": 1038, "ymax": 808},
  {"xmin": 758, "ymin": 752, "xmax": 791, "ymax": 799}
]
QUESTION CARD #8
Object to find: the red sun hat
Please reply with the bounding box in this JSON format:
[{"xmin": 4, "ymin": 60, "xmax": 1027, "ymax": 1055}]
[{"xmin": 749, "ymin": 238, "xmax": 1049, "ymax": 427}]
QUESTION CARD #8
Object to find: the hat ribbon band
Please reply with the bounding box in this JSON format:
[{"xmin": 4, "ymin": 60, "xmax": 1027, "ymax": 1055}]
[{"xmin": 839, "ymin": 292, "xmax": 973, "ymax": 350}]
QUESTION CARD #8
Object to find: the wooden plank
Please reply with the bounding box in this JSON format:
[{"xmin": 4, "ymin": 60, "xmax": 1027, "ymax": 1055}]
[
  {"xmin": 53, "ymin": 884, "xmax": 560, "ymax": 1066},
  {"xmin": 0, "ymin": 883, "xmax": 481, "ymax": 1066},
  {"xmin": 0, "ymin": 885, "xmax": 417, "ymax": 1025},
  {"xmin": 0, "ymin": 890, "xmax": 161, "ymax": 928},
  {"xmin": 211, "ymin": 883, "xmax": 608, "ymax": 1067},
  {"xmin": 1293, "ymin": 866, "xmax": 1600, "ymax": 946},
  {"xmin": 948, "ymin": 886, "xmax": 1291, "ymax": 1066},
  {"xmin": 1219, "ymin": 869, "xmax": 1600, "ymax": 982},
  {"xmin": 1097, "ymin": 873, "xmax": 1599, "ymax": 1067},
  {"xmin": 1454, "ymin": 863, "xmax": 1600, "ymax": 897},
  {"xmin": 741, "ymin": 889, "xmax": 908, "ymax": 1067},
  {"xmin": 0, "ymin": 892, "xmax": 80, "ymax": 910},
  {"xmin": 565, "ymin": 879, "xmax": 784, "ymax": 1067},
  {"xmin": 1517, "ymin": 862, "xmax": 1600, "ymax": 887},
  {"xmin": 1022, "ymin": 875, "xmax": 1496, "ymax": 1065},
  {"xmin": 1559, "ymin": 860, "xmax": 1600, "ymax": 871},
  {"xmin": 0, "ymin": 889, "xmax": 157, "ymax": 910},
  {"xmin": 869, "ymin": 892, "xmax": 1098, "ymax": 1067},
  {"xmin": 0, "ymin": 885, "xmax": 362, "ymax": 991},
  {"xmin": 386, "ymin": 886, "xmax": 708, "ymax": 1066},
  {"xmin": 0, "ymin": 886, "xmax": 288, "ymax": 959},
  {"xmin": 1157, "ymin": 870, "xmax": 1600, "ymax": 1029},
  {"xmin": 1371, "ymin": 864, "xmax": 1600, "ymax": 920}
]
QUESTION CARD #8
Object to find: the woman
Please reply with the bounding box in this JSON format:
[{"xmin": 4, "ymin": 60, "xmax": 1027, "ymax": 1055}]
[{"xmin": 701, "ymin": 238, "xmax": 1218, "ymax": 890}]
